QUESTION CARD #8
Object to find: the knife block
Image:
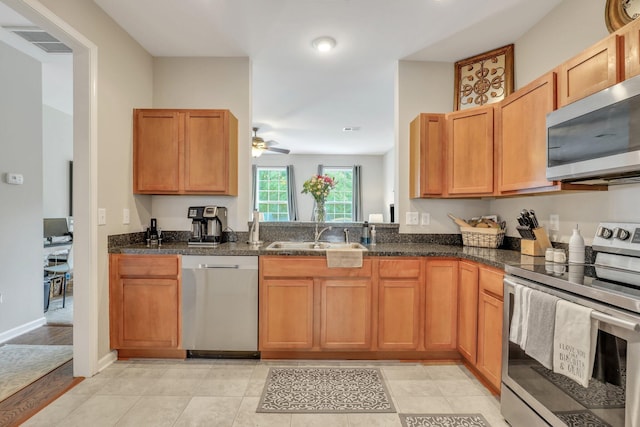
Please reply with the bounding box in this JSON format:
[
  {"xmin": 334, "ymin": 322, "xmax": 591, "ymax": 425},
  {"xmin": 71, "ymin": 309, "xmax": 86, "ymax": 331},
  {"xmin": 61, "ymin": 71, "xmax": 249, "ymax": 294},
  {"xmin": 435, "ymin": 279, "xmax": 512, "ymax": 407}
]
[{"xmin": 521, "ymin": 227, "xmax": 553, "ymax": 256}]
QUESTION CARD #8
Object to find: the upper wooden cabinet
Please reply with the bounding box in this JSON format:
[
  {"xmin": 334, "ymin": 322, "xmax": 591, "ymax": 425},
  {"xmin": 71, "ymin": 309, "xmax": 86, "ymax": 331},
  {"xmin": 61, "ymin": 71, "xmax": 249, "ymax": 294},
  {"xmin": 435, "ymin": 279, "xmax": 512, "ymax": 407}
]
[
  {"xmin": 409, "ymin": 113, "xmax": 446, "ymax": 197},
  {"xmin": 557, "ymin": 34, "xmax": 623, "ymax": 107},
  {"xmin": 446, "ymin": 105, "xmax": 495, "ymax": 196},
  {"xmin": 620, "ymin": 17, "xmax": 640, "ymax": 79},
  {"xmin": 133, "ymin": 109, "xmax": 238, "ymax": 195},
  {"xmin": 496, "ymin": 73, "xmax": 557, "ymax": 194}
]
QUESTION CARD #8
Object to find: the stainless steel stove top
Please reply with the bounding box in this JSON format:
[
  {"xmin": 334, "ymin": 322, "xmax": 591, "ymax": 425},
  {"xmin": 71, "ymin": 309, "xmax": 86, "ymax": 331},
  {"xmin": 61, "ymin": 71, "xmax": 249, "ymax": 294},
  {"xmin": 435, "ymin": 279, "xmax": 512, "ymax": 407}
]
[{"xmin": 506, "ymin": 222, "xmax": 640, "ymax": 315}]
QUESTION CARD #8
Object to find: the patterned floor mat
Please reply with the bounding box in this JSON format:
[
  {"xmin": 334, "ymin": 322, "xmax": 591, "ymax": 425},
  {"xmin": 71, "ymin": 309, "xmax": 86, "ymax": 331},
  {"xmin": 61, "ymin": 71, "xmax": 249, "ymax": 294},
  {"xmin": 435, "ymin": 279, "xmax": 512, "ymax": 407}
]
[
  {"xmin": 257, "ymin": 367, "xmax": 396, "ymax": 413},
  {"xmin": 555, "ymin": 410, "xmax": 612, "ymax": 427},
  {"xmin": 400, "ymin": 413, "xmax": 490, "ymax": 427}
]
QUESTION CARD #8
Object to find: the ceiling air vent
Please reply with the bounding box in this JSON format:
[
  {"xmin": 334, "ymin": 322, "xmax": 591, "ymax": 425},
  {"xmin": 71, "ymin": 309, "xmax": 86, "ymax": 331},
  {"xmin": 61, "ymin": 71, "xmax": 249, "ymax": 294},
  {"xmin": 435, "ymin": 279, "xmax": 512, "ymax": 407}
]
[{"xmin": 4, "ymin": 26, "xmax": 71, "ymax": 53}]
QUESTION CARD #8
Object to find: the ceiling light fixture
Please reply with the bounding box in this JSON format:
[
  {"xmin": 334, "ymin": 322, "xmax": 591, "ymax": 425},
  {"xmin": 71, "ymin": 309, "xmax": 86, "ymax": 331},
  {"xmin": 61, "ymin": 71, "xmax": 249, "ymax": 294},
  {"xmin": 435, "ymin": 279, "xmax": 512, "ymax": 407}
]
[{"xmin": 312, "ymin": 36, "xmax": 337, "ymax": 52}]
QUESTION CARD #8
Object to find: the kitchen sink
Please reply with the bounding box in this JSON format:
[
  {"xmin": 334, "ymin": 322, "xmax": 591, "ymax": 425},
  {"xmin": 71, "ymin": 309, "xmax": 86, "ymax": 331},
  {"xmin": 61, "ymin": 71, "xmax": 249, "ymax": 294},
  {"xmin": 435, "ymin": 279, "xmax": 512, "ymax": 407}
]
[{"xmin": 265, "ymin": 241, "xmax": 368, "ymax": 251}]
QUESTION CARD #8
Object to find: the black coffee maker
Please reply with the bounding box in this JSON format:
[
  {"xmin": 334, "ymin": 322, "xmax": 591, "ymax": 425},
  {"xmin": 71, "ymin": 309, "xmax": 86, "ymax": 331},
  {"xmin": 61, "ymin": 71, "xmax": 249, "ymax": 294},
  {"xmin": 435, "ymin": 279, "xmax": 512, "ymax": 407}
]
[{"xmin": 187, "ymin": 206, "xmax": 207, "ymax": 244}]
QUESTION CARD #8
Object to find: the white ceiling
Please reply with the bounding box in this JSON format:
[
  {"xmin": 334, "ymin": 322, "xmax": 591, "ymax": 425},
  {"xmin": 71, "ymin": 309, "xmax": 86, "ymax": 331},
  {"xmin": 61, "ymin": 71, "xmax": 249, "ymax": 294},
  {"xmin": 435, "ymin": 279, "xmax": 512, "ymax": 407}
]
[{"xmin": 2, "ymin": 0, "xmax": 565, "ymax": 154}]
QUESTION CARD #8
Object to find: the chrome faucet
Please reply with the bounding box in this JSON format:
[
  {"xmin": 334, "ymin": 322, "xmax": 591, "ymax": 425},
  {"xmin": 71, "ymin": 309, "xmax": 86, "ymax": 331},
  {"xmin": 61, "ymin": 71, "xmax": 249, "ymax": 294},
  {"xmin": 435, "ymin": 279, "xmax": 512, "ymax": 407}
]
[
  {"xmin": 314, "ymin": 224, "xmax": 332, "ymax": 248},
  {"xmin": 343, "ymin": 228, "xmax": 350, "ymax": 244}
]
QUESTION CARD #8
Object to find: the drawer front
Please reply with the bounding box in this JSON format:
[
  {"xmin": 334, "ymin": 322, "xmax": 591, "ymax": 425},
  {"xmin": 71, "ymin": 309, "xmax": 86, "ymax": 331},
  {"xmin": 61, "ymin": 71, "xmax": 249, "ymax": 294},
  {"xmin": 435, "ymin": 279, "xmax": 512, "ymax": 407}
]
[
  {"xmin": 479, "ymin": 265, "xmax": 503, "ymax": 298},
  {"xmin": 378, "ymin": 258, "xmax": 422, "ymax": 279},
  {"xmin": 117, "ymin": 254, "xmax": 180, "ymax": 277},
  {"xmin": 261, "ymin": 256, "xmax": 372, "ymax": 278}
]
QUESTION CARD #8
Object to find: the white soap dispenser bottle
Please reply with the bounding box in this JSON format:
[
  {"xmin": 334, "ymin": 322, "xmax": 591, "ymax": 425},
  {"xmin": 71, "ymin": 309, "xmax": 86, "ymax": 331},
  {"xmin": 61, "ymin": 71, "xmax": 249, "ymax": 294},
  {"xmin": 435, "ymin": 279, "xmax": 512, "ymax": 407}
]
[{"xmin": 569, "ymin": 224, "xmax": 585, "ymax": 264}]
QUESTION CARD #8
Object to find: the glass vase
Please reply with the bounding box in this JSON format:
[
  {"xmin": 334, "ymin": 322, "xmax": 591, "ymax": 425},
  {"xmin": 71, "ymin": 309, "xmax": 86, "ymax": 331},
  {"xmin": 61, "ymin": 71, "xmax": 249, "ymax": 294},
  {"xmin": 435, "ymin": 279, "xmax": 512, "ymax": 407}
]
[{"xmin": 315, "ymin": 200, "xmax": 326, "ymax": 223}]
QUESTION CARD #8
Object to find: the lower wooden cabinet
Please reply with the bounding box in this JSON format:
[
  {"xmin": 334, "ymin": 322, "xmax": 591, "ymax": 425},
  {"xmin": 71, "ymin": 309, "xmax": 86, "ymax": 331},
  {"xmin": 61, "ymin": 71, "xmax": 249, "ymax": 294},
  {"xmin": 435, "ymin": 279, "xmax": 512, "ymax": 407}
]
[
  {"xmin": 457, "ymin": 261, "xmax": 479, "ymax": 363},
  {"xmin": 259, "ymin": 256, "xmax": 373, "ymax": 353},
  {"xmin": 456, "ymin": 261, "xmax": 504, "ymax": 391},
  {"xmin": 377, "ymin": 258, "xmax": 424, "ymax": 350},
  {"xmin": 260, "ymin": 279, "xmax": 314, "ymax": 350},
  {"xmin": 320, "ymin": 278, "xmax": 372, "ymax": 349},
  {"xmin": 109, "ymin": 254, "xmax": 185, "ymax": 358},
  {"xmin": 476, "ymin": 266, "xmax": 504, "ymax": 390},
  {"xmin": 424, "ymin": 259, "xmax": 458, "ymax": 350}
]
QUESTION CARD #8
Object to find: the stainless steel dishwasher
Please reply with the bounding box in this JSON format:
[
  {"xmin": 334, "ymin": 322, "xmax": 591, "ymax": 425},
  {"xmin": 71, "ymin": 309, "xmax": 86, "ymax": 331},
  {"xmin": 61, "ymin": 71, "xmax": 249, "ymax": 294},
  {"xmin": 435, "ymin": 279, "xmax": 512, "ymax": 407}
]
[{"xmin": 181, "ymin": 256, "xmax": 259, "ymax": 358}]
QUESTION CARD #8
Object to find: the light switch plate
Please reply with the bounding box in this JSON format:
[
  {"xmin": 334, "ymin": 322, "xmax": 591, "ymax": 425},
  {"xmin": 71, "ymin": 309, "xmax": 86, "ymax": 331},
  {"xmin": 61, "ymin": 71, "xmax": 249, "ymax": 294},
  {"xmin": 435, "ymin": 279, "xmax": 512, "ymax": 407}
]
[
  {"xmin": 421, "ymin": 213, "xmax": 431, "ymax": 226},
  {"xmin": 406, "ymin": 212, "xmax": 419, "ymax": 225},
  {"xmin": 549, "ymin": 214, "xmax": 560, "ymax": 231},
  {"xmin": 123, "ymin": 208, "xmax": 130, "ymax": 224},
  {"xmin": 98, "ymin": 208, "xmax": 106, "ymax": 225}
]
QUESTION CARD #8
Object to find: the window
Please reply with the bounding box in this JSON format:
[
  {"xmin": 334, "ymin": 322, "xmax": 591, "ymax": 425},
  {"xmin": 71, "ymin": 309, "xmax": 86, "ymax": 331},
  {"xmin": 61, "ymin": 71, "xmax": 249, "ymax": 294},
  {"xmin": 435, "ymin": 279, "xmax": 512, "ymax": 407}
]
[
  {"xmin": 322, "ymin": 167, "xmax": 354, "ymax": 222},
  {"xmin": 255, "ymin": 167, "xmax": 290, "ymax": 221}
]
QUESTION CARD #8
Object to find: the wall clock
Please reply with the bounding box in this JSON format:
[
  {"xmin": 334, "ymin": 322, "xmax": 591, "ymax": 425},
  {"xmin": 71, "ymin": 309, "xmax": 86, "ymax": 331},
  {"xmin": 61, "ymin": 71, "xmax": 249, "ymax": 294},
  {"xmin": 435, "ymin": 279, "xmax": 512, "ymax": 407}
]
[{"xmin": 606, "ymin": 0, "xmax": 640, "ymax": 32}]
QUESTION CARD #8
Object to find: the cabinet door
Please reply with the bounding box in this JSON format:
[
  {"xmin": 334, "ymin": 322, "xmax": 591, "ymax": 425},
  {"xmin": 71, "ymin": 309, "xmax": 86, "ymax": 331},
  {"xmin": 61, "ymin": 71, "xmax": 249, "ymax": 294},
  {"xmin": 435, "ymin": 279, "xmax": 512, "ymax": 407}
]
[
  {"xmin": 497, "ymin": 73, "xmax": 557, "ymax": 193},
  {"xmin": 410, "ymin": 114, "xmax": 445, "ymax": 197},
  {"xmin": 184, "ymin": 111, "xmax": 228, "ymax": 193},
  {"xmin": 320, "ymin": 278, "xmax": 372, "ymax": 349},
  {"xmin": 457, "ymin": 261, "xmax": 478, "ymax": 363},
  {"xmin": 557, "ymin": 34, "xmax": 622, "ymax": 107},
  {"xmin": 622, "ymin": 18, "xmax": 640, "ymax": 79},
  {"xmin": 477, "ymin": 292, "xmax": 503, "ymax": 390},
  {"xmin": 446, "ymin": 106, "xmax": 494, "ymax": 196},
  {"xmin": 133, "ymin": 110, "xmax": 181, "ymax": 193},
  {"xmin": 260, "ymin": 279, "xmax": 314, "ymax": 350},
  {"xmin": 378, "ymin": 279, "xmax": 422, "ymax": 350},
  {"xmin": 113, "ymin": 278, "xmax": 180, "ymax": 348},
  {"xmin": 424, "ymin": 259, "xmax": 458, "ymax": 350},
  {"xmin": 477, "ymin": 266, "xmax": 504, "ymax": 390}
]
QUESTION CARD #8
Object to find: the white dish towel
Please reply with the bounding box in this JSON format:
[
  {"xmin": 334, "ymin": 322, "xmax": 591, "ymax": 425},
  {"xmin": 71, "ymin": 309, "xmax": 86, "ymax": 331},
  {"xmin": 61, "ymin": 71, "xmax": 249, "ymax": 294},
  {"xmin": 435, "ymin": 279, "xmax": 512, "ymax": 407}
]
[
  {"xmin": 524, "ymin": 289, "xmax": 559, "ymax": 369},
  {"xmin": 553, "ymin": 300, "xmax": 598, "ymax": 387},
  {"xmin": 509, "ymin": 285, "xmax": 532, "ymax": 349}
]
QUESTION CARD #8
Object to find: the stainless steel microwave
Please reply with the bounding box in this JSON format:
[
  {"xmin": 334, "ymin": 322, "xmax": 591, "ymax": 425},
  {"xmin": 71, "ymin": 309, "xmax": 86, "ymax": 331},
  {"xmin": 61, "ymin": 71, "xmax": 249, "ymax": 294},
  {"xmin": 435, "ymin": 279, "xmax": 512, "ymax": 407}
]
[{"xmin": 546, "ymin": 74, "xmax": 640, "ymax": 184}]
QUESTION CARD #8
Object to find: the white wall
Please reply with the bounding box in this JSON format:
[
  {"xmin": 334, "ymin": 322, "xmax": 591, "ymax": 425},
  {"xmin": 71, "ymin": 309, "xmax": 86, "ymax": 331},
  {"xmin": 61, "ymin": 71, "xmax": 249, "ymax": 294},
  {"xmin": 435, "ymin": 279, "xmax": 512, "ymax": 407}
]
[
  {"xmin": 42, "ymin": 105, "xmax": 73, "ymax": 218},
  {"xmin": 382, "ymin": 149, "xmax": 395, "ymax": 222},
  {"xmin": 253, "ymin": 154, "xmax": 387, "ymax": 222},
  {"xmin": 0, "ymin": 41, "xmax": 44, "ymax": 333},
  {"xmin": 396, "ymin": 60, "xmax": 491, "ymax": 234},
  {"xmin": 39, "ymin": 0, "xmax": 155, "ymax": 360},
  {"xmin": 150, "ymin": 57, "xmax": 252, "ymax": 231}
]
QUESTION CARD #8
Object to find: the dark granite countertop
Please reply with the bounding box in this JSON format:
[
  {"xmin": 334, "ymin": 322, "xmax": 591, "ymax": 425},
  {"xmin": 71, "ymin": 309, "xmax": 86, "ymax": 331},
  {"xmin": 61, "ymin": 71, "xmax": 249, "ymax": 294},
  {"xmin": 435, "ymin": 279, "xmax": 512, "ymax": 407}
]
[{"xmin": 109, "ymin": 241, "xmax": 523, "ymax": 270}]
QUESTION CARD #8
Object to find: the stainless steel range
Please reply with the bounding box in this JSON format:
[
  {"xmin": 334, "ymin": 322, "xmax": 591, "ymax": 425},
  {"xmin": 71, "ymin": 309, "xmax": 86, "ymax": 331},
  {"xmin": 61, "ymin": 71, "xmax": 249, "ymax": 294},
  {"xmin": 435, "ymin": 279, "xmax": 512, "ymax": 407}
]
[{"xmin": 501, "ymin": 222, "xmax": 640, "ymax": 427}]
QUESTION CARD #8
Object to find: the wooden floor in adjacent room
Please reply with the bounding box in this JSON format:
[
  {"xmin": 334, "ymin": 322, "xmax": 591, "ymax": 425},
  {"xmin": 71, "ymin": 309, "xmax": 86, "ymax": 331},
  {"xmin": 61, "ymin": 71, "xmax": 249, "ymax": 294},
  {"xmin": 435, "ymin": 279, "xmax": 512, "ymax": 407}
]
[{"xmin": 0, "ymin": 325, "xmax": 81, "ymax": 427}]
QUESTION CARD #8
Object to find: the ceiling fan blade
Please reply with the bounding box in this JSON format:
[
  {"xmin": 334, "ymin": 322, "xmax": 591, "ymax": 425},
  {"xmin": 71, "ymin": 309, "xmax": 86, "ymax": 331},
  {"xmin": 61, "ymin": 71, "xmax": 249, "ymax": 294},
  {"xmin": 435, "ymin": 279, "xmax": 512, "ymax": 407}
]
[{"xmin": 267, "ymin": 146, "xmax": 290, "ymax": 154}]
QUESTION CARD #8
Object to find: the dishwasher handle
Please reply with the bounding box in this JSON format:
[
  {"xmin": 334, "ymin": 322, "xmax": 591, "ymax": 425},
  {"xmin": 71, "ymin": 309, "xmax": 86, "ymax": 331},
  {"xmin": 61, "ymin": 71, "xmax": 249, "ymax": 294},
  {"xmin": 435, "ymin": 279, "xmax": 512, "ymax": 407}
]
[{"xmin": 198, "ymin": 264, "xmax": 240, "ymax": 269}]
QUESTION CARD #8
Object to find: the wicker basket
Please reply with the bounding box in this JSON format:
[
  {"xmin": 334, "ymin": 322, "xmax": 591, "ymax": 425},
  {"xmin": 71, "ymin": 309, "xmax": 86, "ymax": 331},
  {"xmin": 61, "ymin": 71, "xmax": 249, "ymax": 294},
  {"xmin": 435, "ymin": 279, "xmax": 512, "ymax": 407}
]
[{"xmin": 460, "ymin": 226, "xmax": 505, "ymax": 249}]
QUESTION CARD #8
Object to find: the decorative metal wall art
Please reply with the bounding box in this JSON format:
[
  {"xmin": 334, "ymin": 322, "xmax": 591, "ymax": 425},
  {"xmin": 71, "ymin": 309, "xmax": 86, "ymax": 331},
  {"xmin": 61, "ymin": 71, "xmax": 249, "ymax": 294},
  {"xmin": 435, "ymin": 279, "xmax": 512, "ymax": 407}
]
[{"xmin": 454, "ymin": 44, "xmax": 514, "ymax": 111}]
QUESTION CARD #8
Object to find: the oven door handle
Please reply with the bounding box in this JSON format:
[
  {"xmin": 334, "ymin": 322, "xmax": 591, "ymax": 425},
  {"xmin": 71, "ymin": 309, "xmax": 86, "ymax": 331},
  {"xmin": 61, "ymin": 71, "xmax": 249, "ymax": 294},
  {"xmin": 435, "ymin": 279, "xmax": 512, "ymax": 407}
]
[
  {"xmin": 504, "ymin": 277, "xmax": 640, "ymax": 332},
  {"xmin": 591, "ymin": 311, "xmax": 640, "ymax": 332}
]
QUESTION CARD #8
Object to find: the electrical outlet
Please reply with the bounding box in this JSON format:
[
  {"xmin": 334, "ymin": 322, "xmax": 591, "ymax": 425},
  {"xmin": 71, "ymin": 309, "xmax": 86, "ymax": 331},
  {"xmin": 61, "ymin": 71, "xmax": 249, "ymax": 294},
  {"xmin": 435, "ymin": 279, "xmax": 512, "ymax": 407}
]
[
  {"xmin": 0, "ymin": 292, "xmax": 3, "ymax": 304},
  {"xmin": 98, "ymin": 208, "xmax": 106, "ymax": 225},
  {"xmin": 406, "ymin": 212, "xmax": 419, "ymax": 225},
  {"xmin": 549, "ymin": 214, "xmax": 560, "ymax": 231},
  {"xmin": 123, "ymin": 208, "xmax": 130, "ymax": 225},
  {"xmin": 421, "ymin": 213, "xmax": 431, "ymax": 226}
]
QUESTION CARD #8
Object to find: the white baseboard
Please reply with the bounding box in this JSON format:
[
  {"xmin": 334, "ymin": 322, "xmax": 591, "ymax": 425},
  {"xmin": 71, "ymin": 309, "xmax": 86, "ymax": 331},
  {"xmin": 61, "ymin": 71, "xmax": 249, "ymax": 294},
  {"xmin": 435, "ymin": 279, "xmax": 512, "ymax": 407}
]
[
  {"xmin": 0, "ymin": 317, "xmax": 47, "ymax": 344},
  {"xmin": 96, "ymin": 350, "xmax": 118, "ymax": 375}
]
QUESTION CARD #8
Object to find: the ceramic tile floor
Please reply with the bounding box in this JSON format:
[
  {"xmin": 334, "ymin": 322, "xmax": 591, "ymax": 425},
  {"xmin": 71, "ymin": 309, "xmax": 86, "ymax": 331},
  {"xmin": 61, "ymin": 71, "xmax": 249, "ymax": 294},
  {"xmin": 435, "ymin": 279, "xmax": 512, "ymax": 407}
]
[{"xmin": 23, "ymin": 360, "xmax": 509, "ymax": 427}]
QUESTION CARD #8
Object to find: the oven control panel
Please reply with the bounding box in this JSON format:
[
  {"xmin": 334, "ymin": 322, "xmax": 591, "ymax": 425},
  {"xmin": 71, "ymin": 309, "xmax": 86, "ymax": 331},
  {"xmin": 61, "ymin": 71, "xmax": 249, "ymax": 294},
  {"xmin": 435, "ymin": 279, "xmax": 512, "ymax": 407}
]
[{"xmin": 593, "ymin": 222, "xmax": 640, "ymax": 257}]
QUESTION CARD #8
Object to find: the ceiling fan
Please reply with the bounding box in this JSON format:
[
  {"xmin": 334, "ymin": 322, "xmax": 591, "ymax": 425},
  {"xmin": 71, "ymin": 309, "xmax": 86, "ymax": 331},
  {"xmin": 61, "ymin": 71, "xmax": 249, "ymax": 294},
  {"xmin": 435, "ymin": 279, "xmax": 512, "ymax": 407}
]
[{"xmin": 252, "ymin": 127, "xmax": 290, "ymax": 157}]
